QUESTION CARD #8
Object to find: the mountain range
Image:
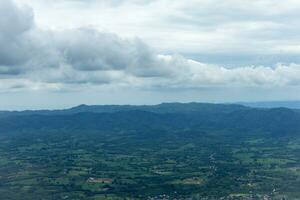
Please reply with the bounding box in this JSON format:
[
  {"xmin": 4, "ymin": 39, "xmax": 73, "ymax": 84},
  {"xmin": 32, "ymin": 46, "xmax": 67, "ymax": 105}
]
[
  {"xmin": 1, "ymin": 102, "xmax": 300, "ymax": 199},
  {"xmin": 0, "ymin": 102, "xmax": 299, "ymax": 136}
]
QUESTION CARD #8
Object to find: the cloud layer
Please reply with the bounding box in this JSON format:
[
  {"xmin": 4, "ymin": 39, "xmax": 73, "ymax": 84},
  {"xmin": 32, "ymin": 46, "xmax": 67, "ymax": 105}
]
[
  {"xmin": 16, "ymin": 0, "xmax": 300, "ymax": 65},
  {"xmin": 1, "ymin": 0, "xmax": 300, "ymax": 94}
]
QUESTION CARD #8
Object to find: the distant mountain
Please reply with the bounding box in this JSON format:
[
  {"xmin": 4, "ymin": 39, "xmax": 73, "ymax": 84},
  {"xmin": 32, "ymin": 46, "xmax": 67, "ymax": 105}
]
[
  {"xmin": 240, "ymin": 101, "xmax": 300, "ymax": 109},
  {"xmin": 0, "ymin": 102, "xmax": 247, "ymax": 117},
  {"xmin": 67, "ymin": 102, "xmax": 248, "ymax": 114},
  {"xmin": 0, "ymin": 103, "xmax": 299, "ymax": 136},
  {"xmin": 1, "ymin": 102, "xmax": 300, "ymax": 199}
]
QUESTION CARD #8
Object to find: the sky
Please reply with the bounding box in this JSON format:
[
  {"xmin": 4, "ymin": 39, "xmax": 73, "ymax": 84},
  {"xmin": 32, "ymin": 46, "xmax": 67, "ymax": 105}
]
[{"xmin": 1, "ymin": 0, "xmax": 300, "ymax": 110}]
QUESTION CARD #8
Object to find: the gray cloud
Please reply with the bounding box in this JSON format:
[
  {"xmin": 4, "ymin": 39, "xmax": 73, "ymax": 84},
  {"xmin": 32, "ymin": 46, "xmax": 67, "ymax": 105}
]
[
  {"xmin": 14, "ymin": 0, "xmax": 300, "ymax": 67},
  {"xmin": 60, "ymin": 29, "xmax": 155, "ymax": 72},
  {"xmin": 0, "ymin": 0, "xmax": 33, "ymax": 36},
  {"xmin": 0, "ymin": 0, "xmax": 168, "ymax": 80},
  {"xmin": 0, "ymin": 0, "xmax": 174, "ymax": 82},
  {"xmin": 35, "ymin": 0, "xmax": 154, "ymax": 8},
  {"xmin": 1, "ymin": 0, "xmax": 300, "ymax": 94},
  {"xmin": 0, "ymin": 0, "xmax": 34, "ymax": 69}
]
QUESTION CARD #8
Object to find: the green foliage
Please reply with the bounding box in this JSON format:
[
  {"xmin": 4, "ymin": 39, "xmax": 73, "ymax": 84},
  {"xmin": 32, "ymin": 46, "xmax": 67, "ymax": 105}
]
[{"xmin": 0, "ymin": 103, "xmax": 299, "ymax": 199}]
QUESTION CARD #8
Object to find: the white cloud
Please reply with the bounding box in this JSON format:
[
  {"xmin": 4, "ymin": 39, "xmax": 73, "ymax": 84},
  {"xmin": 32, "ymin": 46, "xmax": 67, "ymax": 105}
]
[
  {"xmin": 13, "ymin": 0, "xmax": 300, "ymax": 62},
  {"xmin": 1, "ymin": 0, "xmax": 300, "ymax": 101}
]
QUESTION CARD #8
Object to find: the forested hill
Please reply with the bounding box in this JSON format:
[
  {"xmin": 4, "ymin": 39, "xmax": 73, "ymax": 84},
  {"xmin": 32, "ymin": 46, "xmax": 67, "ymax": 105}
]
[
  {"xmin": 1, "ymin": 103, "xmax": 300, "ymax": 199},
  {"xmin": 0, "ymin": 103, "xmax": 300, "ymax": 136},
  {"xmin": 0, "ymin": 102, "xmax": 247, "ymax": 117}
]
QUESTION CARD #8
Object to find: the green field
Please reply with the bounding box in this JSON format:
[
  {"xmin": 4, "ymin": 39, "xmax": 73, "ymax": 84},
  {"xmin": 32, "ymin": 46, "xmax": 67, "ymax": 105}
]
[
  {"xmin": 0, "ymin": 104, "xmax": 300, "ymax": 199},
  {"xmin": 0, "ymin": 129, "xmax": 300, "ymax": 199}
]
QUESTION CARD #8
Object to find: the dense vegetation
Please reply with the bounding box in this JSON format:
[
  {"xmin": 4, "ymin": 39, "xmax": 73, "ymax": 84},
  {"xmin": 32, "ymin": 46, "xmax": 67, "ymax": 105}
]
[{"xmin": 0, "ymin": 103, "xmax": 300, "ymax": 199}]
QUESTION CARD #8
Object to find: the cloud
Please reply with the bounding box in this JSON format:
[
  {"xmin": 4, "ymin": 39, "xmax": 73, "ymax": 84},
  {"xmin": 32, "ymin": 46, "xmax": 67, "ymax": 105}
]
[
  {"xmin": 0, "ymin": 0, "xmax": 33, "ymax": 69},
  {"xmin": 0, "ymin": 0, "xmax": 33, "ymax": 36},
  {"xmin": 14, "ymin": 0, "xmax": 300, "ymax": 67},
  {"xmin": 59, "ymin": 29, "xmax": 157, "ymax": 73},
  {"xmin": 41, "ymin": 0, "xmax": 154, "ymax": 6},
  {"xmin": 1, "ymin": 0, "xmax": 300, "ymax": 94}
]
